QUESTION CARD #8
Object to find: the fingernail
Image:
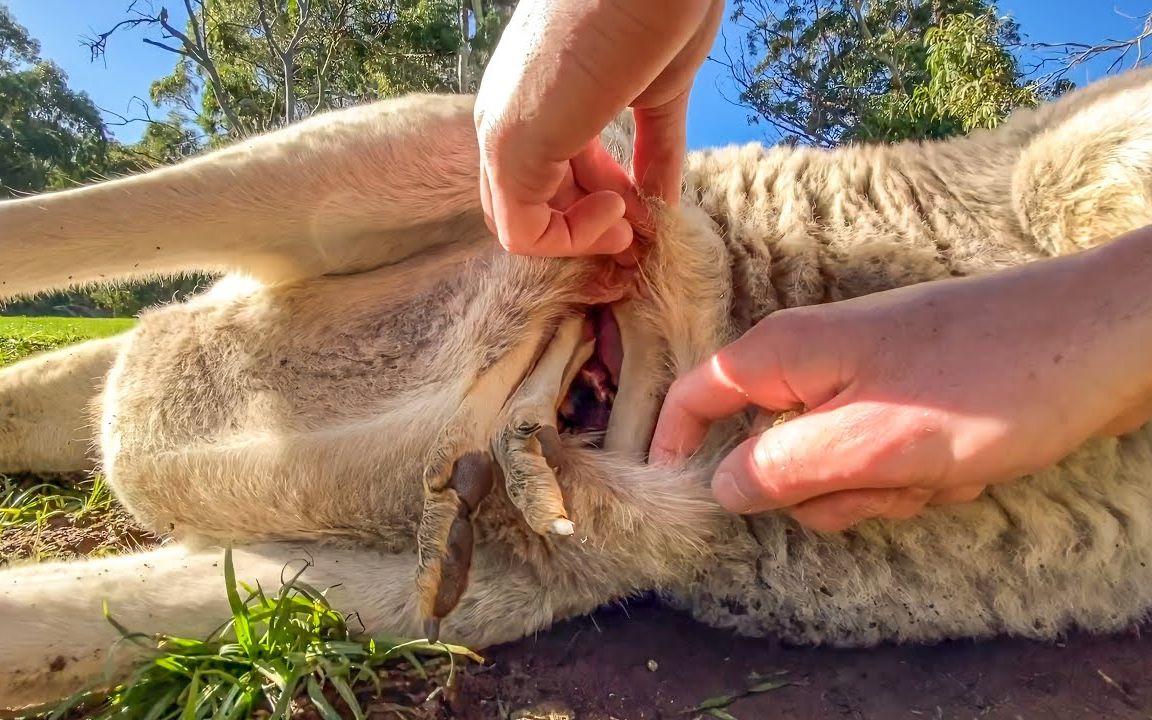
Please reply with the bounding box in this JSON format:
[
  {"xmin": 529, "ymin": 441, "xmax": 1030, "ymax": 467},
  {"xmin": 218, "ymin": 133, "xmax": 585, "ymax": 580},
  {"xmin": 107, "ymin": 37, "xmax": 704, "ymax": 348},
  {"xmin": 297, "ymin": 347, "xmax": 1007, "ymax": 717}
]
[{"xmin": 713, "ymin": 471, "xmax": 754, "ymax": 513}]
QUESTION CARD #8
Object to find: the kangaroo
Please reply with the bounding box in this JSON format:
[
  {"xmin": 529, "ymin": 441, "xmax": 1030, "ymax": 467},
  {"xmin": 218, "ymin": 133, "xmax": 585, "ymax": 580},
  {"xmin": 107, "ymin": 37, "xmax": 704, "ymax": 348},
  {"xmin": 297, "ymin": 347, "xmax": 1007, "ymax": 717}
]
[{"xmin": 3, "ymin": 67, "xmax": 1152, "ymax": 715}]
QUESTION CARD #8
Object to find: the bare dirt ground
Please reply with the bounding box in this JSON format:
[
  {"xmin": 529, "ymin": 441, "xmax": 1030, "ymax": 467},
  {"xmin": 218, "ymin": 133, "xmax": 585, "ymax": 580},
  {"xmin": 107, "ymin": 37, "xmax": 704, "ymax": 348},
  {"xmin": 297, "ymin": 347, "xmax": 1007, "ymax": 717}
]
[
  {"xmin": 450, "ymin": 599, "xmax": 1152, "ymax": 720},
  {"xmin": 7, "ymin": 506, "xmax": 1152, "ymax": 720}
]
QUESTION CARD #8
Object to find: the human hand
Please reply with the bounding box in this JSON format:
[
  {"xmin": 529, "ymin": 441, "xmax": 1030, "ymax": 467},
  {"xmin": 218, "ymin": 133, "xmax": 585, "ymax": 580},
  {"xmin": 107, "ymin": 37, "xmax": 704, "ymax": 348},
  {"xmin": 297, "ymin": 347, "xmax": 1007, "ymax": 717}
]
[
  {"xmin": 649, "ymin": 226, "xmax": 1152, "ymax": 532},
  {"xmin": 473, "ymin": 0, "xmax": 723, "ymax": 259}
]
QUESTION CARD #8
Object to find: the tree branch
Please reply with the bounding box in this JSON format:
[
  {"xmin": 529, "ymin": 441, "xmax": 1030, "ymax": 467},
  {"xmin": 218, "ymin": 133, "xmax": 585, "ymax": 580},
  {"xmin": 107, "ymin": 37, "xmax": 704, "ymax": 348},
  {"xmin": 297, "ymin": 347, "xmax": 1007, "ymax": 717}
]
[
  {"xmin": 847, "ymin": 0, "xmax": 906, "ymax": 93},
  {"xmin": 1026, "ymin": 10, "xmax": 1152, "ymax": 87},
  {"xmin": 83, "ymin": 2, "xmax": 250, "ymax": 138},
  {"xmin": 97, "ymin": 97, "xmax": 192, "ymax": 135},
  {"xmin": 83, "ymin": 17, "xmax": 155, "ymax": 62},
  {"xmin": 141, "ymin": 37, "xmax": 189, "ymax": 56},
  {"xmin": 255, "ymin": 0, "xmax": 286, "ymax": 57},
  {"xmin": 284, "ymin": 0, "xmax": 313, "ymax": 54}
]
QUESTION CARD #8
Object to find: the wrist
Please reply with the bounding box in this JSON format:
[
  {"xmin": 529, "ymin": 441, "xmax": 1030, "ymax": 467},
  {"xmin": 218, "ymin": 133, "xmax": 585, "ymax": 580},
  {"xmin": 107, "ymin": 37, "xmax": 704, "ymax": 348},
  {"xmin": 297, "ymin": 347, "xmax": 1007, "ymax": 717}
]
[{"xmin": 1055, "ymin": 224, "xmax": 1152, "ymax": 427}]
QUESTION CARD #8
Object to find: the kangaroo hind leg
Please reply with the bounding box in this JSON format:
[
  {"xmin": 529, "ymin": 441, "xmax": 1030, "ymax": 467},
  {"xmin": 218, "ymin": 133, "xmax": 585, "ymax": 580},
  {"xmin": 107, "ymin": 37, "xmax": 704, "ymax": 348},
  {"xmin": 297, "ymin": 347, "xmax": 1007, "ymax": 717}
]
[{"xmin": 0, "ymin": 333, "xmax": 129, "ymax": 475}]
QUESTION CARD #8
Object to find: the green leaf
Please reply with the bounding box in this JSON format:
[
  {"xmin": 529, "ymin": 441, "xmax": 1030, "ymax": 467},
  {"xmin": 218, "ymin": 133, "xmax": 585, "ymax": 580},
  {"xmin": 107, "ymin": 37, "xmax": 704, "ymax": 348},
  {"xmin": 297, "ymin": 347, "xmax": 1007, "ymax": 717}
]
[
  {"xmin": 748, "ymin": 678, "xmax": 791, "ymax": 693},
  {"xmin": 306, "ymin": 676, "xmax": 343, "ymax": 720},
  {"xmin": 181, "ymin": 668, "xmax": 203, "ymax": 720},
  {"xmin": 695, "ymin": 693, "xmax": 739, "ymax": 711},
  {"xmin": 328, "ymin": 675, "xmax": 366, "ymax": 720},
  {"xmin": 222, "ymin": 546, "xmax": 253, "ymax": 650}
]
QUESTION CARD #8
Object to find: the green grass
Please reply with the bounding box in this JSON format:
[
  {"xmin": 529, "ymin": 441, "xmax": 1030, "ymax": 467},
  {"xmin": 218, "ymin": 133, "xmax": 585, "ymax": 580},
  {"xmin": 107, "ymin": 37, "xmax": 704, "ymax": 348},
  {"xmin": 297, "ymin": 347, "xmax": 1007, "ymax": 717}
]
[
  {"xmin": 50, "ymin": 547, "xmax": 480, "ymax": 720},
  {"xmin": 0, "ymin": 475, "xmax": 113, "ymax": 534},
  {"xmin": 0, "ymin": 316, "xmax": 136, "ymax": 365}
]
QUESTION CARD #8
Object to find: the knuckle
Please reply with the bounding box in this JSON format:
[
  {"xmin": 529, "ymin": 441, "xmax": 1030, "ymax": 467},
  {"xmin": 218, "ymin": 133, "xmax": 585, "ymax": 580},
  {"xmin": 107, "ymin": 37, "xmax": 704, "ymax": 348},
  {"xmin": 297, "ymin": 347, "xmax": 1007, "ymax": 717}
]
[
  {"xmin": 665, "ymin": 369, "xmax": 710, "ymax": 411},
  {"xmin": 817, "ymin": 441, "xmax": 888, "ymax": 490},
  {"xmin": 757, "ymin": 305, "xmax": 836, "ymax": 346},
  {"xmin": 842, "ymin": 411, "xmax": 949, "ymax": 484},
  {"xmin": 749, "ymin": 435, "xmax": 791, "ymax": 499},
  {"xmin": 661, "ymin": 377, "xmax": 691, "ymax": 411},
  {"xmin": 747, "ymin": 310, "xmax": 803, "ymax": 351},
  {"xmin": 835, "ymin": 451, "xmax": 882, "ymax": 486}
]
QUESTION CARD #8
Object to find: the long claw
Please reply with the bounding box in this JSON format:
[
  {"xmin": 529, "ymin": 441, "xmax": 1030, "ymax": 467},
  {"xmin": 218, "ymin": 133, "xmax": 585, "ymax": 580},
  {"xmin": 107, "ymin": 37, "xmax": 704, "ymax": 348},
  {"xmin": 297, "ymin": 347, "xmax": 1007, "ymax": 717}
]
[
  {"xmin": 537, "ymin": 424, "xmax": 565, "ymax": 472},
  {"xmin": 424, "ymin": 618, "xmax": 442, "ymax": 644},
  {"xmin": 415, "ymin": 451, "xmax": 495, "ymax": 631},
  {"xmin": 431, "ymin": 511, "xmax": 475, "ymax": 618}
]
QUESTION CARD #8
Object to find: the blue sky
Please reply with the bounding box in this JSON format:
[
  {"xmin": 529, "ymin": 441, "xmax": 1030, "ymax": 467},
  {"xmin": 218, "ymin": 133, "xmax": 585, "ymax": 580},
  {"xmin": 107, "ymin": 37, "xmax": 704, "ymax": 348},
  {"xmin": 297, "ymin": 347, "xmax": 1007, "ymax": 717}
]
[{"xmin": 4, "ymin": 0, "xmax": 1149, "ymax": 149}]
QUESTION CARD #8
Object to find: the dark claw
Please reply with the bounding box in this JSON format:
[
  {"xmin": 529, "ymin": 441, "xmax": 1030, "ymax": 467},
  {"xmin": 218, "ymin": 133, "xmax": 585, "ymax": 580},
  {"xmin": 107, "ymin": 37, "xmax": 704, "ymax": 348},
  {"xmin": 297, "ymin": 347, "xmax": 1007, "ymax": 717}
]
[
  {"xmin": 431, "ymin": 511, "xmax": 474, "ymax": 618},
  {"xmin": 424, "ymin": 451, "xmax": 494, "ymax": 629},
  {"xmin": 424, "ymin": 617, "xmax": 442, "ymax": 644},
  {"xmin": 449, "ymin": 451, "xmax": 495, "ymax": 512},
  {"xmin": 537, "ymin": 425, "xmax": 565, "ymax": 472}
]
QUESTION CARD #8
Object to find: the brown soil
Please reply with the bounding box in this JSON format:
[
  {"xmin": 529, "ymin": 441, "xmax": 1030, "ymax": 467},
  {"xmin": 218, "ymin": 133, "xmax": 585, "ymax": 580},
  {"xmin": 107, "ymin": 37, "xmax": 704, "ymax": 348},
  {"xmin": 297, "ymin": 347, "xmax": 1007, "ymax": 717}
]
[
  {"xmin": 0, "ymin": 476, "xmax": 157, "ymax": 565},
  {"xmin": 446, "ymin": 598, "xmax": 1152, "ymax": 719}
]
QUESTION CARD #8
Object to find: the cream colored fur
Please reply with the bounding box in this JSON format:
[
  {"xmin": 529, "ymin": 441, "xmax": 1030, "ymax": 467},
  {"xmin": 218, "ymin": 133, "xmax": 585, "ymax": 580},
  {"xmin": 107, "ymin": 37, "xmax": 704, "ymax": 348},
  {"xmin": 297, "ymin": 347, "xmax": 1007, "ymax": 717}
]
[{"xmin": 3, "ymin": 67, "xmax": 1152, "ymax": 714}]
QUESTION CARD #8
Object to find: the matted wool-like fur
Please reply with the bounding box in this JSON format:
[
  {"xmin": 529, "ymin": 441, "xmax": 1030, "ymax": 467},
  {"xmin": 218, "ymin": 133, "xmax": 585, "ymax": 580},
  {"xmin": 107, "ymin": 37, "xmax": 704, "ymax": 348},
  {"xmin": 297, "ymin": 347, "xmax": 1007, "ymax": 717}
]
[{"xmin": 2, "ymin": 67, "xmax": 1152, "ymax": 714}]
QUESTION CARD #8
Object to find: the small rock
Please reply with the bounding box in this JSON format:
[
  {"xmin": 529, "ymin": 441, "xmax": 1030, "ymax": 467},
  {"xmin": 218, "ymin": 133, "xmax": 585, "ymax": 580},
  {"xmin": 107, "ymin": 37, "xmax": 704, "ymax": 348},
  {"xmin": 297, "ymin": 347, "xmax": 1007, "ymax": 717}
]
[{"xmin": 646, "ymin": 659, "xmax": 658, "ymax": 672}]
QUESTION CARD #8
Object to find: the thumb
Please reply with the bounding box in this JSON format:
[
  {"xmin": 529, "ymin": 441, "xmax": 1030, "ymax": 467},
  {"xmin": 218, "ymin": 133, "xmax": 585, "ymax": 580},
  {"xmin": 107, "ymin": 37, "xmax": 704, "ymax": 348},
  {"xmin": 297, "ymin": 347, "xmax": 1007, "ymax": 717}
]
[
  {"xmin": 711, "ymin": 398, "xmax": 951, "ymax": 515},
  {"xmin": 649, "ymin": 310, "xmax": 849, "ymax": 465},
  {"xmin": 711, "ymin": 403, "xmax": 869, "ymax": 513}
]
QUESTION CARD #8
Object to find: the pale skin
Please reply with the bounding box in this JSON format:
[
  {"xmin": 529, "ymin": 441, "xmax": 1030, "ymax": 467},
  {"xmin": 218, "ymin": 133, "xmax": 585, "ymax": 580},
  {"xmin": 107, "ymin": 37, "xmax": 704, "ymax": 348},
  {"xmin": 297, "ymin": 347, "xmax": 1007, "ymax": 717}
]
[
  {"xmin": 474, "ymin": 0, "xmax": 1152, "ymax": 532},
  {"xmin": 473, "ymin": 0, "xmax": 724, "ymax": 259},
  {"xmin": 650, "ymin": 224, "xmax": 1152, "ymax": 530}
]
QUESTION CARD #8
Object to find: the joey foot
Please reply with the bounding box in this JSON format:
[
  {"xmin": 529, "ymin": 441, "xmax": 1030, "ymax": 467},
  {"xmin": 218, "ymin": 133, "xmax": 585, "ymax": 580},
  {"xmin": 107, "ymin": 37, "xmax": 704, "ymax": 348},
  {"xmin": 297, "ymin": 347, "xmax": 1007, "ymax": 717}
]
[
  {"xmin": 416, "ymin": 451, "xmax": 495, "ymax": 643},
  {"xmin": 494, "ymin": 419, "xmax": 574, "ymax": 536},
  {"xmin": 493, "ymin": 315, "xmax": 592, "ymax": 536},
  {"xmin": 414, "ymin": 315, "xmax": 590, "ymax": 637}
]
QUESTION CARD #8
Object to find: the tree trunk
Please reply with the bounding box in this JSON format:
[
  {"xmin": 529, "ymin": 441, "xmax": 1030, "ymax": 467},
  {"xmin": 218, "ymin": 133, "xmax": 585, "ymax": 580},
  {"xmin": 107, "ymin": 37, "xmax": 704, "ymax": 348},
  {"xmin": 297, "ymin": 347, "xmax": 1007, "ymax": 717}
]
[
  {"xmin": 457, "ymin": 1, "xmax": 472, "ymax": 92},
  {"xmin": 284, "ymin": 51, "xmax": 296, "ymax": 125}
]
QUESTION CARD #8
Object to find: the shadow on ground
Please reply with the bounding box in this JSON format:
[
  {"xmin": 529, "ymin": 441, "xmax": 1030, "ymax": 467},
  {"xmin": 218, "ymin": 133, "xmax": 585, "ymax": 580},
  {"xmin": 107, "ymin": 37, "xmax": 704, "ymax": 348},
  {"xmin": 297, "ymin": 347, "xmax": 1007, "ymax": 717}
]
[{"xmin": 448, "ymin": 597, "xmax": 1152, "ymax": 720}]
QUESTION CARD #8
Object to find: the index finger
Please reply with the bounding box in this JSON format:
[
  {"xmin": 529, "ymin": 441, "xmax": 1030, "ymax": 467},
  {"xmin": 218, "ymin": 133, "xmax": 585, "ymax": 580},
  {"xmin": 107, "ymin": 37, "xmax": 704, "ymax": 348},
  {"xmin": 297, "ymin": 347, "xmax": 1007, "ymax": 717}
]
[
  {"xmin": 649, "ymin": 354, "xmax": 750, "ymax": 464},
  {"xmin": 571, "ymin": 140, "xmax": 652, "ymax": 235},
  {"xmin": 493, "ymin": 187, "xmax": 632, "ymax": 257},
  {"xmin": 648, "ymin": 329, "xmax": 805, "ymax": 464}
]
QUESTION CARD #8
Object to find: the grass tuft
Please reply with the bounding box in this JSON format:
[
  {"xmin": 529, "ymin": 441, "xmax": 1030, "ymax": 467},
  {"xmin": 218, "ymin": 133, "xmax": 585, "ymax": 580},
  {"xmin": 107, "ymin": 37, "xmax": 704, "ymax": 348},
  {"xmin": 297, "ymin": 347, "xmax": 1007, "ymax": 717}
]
[
  {"xmin": 0, "ymin": 475, "xmax": 113, "ymax": 534},
  {"xmin": 50, "ymin": 546, "xmax": 481, "ymax": 720}
]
